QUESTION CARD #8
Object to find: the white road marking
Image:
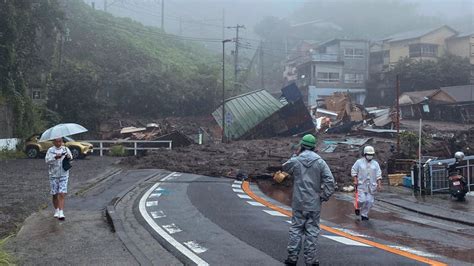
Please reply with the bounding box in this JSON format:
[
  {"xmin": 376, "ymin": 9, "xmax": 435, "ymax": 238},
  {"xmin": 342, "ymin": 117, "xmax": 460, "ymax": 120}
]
[
  {"xmin": 231, "ymin": 184, "xmax": 241, "ymax": 188},
  {"xmin": 155, "ymin": 187, "xmax": 165, "ymax": 192},
  {"xmin": 150, "ymin": 211, "xmax": 166, "ymax": 219},
  {"xmin": 233, "ymin": 188, "xmax": 245, "ymax": 193},
  {"xmin": 246, "ymin": 201, "xmax": 264, "ymax": 207},
  {"xmin": 332, "ymin": 227, "xmax": 371, "ymax": 238},
  {"xmin": 149, "ymin": 193, "xmax": 162, "ymax": 198},
  {"xmin": 322, "ymin": 235, "xmax": 371, "ymax": 247},
  {"xmin": 172, "ymin": 173, "xmax": 182, "ymax": 177},
  {"xmin": 183, "ymin": 241, "xmax": 208, "ymax": 254},
  {"xmin": 146, "ymin": 201, "xmax": 158, "ymax": 207},
  {"xmin": 162, "ymin": 223, "xmax": 183, "ymax": 234},
  {"xmin": 237, "ymin": 194, "xmax": 252, "ymax": 199},
  {"xmin": 263, "ymin": 210, "xmax": 288, "ymax": 217},
  {"xmin": 233, "ymin": 180, "xmax": 243, "ymax": 184},
  {"xmin": 388, "ymin": 245, "xmax": 440, "ymax": 258},
  {"xmin": 139, "ymin": 172, "xmax": 209, "ymax": 265}
]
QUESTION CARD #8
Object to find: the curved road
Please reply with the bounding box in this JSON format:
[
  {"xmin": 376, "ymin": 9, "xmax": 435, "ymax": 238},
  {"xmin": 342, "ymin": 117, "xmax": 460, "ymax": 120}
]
[{"xmin": 130, "ymin": 171, "xmax": 466, "ymax": 265}]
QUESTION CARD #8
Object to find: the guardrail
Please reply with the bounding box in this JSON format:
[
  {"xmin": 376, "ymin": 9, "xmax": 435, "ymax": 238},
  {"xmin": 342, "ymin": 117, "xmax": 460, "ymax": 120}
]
[{"xmin": 84, "ymin": 140, "xmax": 172, "ymax": 156}]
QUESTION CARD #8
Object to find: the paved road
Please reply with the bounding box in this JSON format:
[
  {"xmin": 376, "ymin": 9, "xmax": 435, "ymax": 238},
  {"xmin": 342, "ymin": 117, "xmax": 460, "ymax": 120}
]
[{"xmin": 134, "ymin": 171, "xmax": 464, "ymax": 265}]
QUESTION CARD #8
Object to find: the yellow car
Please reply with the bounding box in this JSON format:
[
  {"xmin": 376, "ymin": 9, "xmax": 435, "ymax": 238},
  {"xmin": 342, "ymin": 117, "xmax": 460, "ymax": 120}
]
[{"xmin": 25, "ymin": 134, "xmax": 94, "ymax": 159}]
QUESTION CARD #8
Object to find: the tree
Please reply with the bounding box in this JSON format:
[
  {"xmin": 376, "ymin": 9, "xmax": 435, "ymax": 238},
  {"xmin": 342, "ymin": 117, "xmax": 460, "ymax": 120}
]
[{"xmin": 367, "ymin": 54, "xmax": 471, "ymax": 106}]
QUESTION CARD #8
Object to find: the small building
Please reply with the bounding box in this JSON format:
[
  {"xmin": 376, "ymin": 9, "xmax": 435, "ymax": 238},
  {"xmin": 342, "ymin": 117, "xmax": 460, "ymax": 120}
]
[
  {"xmin": 295, "ymin": 38, "xmax": 370, "ymax": 106},
  {"xmin": 399, "ymin": 88, "xmax": 474, "ymax": 123}
]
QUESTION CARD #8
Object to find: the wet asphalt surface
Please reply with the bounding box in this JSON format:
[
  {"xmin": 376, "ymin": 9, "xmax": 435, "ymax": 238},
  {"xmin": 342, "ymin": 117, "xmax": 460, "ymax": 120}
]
[
  {"xmin": 5, "ymin": 162, "xmax": 473, "ymax": 265},
  {"xmin": 135, "ymin": 172, "xmax": 472, "ymax": 265}
]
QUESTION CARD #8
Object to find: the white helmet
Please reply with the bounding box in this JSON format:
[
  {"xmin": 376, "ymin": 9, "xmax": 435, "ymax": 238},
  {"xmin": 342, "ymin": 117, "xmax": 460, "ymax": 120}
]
[
  {"xmin": 454, "ymin": 151, "xmax": 465, "ymax": 160},
  {"xmin": 364, "ymin": 146, "xmax": 375, "ymax": 155}
]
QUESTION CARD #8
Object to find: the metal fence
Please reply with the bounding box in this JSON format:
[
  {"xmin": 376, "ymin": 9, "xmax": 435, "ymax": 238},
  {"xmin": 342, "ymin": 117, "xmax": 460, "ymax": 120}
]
[
  {"xmin": 427, "ymin": 156, "xmax": 473, "ymax": 195},
  {"xmin": 84, "ymin": 140, "xmax": 172, "ymax": 156}
]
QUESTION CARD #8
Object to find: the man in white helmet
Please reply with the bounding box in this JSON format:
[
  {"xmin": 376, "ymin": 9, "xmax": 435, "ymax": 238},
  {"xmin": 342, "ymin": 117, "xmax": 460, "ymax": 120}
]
[{"xmin": 351, "ymin": 146, "xmax": 382, "ymax": 221}]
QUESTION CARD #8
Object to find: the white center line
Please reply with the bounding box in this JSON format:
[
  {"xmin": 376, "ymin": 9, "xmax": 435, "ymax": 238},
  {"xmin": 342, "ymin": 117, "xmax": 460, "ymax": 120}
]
[
  {"xmin": 146, "ymin": 201, "xmax": 158, "ymax": 207},
  {"xmin": 322, "ymin": 235, "xmax": 371, "ymax": 247},
  {"xmin": 139, "ymin": 172, "xmax": 209, "ymax": 265},
  {"xmin": 231, "ymin": 184, "xmax": 241, "ymax": 188},
  {"xmin": 263, "ymin": 210, "xmax": 288, "ymax": 217},
  {"xmin": 233, "ymin": 188, "xmax": 245, "ymax": 193},
  {"xmin": 183, "ymin": 241, "xmax": 208, "ymax": 254},
  {"xmin": 233, "ymin": 180, "xmax": 243, "ymax": 184},
  {"xmin": 149, "ymin": 193, "xmax": 162, "ymax": 198},
  {"xmin": 237, "ymin": 194, "xmax": 252, "ymax": 199},
  {"xmin": 246, "ymin": 201, "xmax": 264, "ymax": 207}
]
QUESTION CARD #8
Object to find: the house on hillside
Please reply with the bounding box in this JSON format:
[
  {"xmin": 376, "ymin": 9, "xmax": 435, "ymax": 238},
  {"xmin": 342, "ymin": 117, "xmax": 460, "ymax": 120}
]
[
  {"xmin": 399, "ymin": 87, "xmax": 474, "ymax": 123},
  {"xmin": 377, "ymin": 25, "xmax": 458, "ymax": 68},
  {"xmin": 295, "ymin": 38, "xmax": 369, "ymax": 106}
]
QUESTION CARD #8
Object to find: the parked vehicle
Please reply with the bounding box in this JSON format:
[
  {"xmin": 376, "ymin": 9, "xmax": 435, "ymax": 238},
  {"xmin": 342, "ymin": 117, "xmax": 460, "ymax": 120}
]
[
  {"xmin": 447, "ymin": 151, "xmax": 468, "ymax": 201},
  {"xmin": 25, "ymin": 134, "xmax": 93, "ymax": 159}
]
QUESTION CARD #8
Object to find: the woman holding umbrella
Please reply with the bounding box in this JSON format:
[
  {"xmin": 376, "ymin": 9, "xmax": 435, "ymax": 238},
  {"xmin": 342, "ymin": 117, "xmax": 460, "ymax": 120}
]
[
  {"xmin": 41, "ymin": 123, "xmax": 88, "ymax": 221},
  {"xmin": 45, "ymin": 138, "xmax": 73, "ymax": 220}
]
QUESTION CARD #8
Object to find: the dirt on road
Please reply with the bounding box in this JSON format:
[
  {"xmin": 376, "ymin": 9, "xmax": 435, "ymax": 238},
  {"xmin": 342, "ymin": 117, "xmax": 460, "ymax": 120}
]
[
  {"xmin": 122, "ymin": 134, "xmax": 394, "ymax": 187},
  {"xmin": 0, "ymin": 156, "xmax": 118, "ymax": 238}
]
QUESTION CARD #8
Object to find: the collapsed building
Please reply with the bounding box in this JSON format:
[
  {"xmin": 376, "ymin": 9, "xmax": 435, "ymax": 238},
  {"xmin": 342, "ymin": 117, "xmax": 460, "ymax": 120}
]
[{"xmin": 212, "ymin": 83, "xmax": 314, "ymax": 140}]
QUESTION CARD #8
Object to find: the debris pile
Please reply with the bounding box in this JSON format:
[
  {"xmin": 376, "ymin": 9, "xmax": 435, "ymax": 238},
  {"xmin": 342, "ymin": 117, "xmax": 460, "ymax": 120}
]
[{"xmin": 122, "ymin": 135, "xmax": 394, "ymax": 187}]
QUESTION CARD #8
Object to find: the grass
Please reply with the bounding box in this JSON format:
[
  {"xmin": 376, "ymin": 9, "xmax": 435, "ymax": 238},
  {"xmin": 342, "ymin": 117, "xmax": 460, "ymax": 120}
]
[
  {"xmin": 0, "ymin": 150, "xmax": 26, "ymax": 160},
  {"xmin": 0, "ymin": 235, "xmax": 15, "ymax": 265},
  {"xmin": 109, "ymin": 145, "xmax": 126, "ymax": 157}
]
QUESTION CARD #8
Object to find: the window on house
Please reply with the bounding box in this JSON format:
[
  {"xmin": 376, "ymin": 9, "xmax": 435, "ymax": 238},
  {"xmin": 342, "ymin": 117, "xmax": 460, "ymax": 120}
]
[
  {"xmin": 344, "ymin": 48, "xmax": 364, "ymax": 58},
  {"xmin": 344, "ymin": 73, "xmax": 364, "ymax": 84},
  {"xmin": 32, "ymin": 90, "xmax": 41, "ymax": 100},
  {"xmin": 409, "ymin": 44, "xmax": 438, "ymax": 57},
  {"xmin": 317, "ymin": 72, "xmax": 340, "ymax": 83}
]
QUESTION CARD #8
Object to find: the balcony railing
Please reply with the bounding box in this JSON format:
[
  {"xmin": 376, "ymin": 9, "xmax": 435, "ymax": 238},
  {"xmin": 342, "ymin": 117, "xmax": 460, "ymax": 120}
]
[{"xmin": 311, "ymin": 53, "xmax": 340, "ymax": 62}]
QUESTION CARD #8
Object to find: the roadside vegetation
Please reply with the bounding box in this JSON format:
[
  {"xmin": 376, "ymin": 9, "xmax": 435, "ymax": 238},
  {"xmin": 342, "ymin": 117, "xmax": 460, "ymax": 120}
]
[
  {"xmin": 1, "ymin": 0, "xmax": 224, "ymax": 138},
  {"xmin": 0, "ymin": 236, "xmax": 14, "ymax": 265}
]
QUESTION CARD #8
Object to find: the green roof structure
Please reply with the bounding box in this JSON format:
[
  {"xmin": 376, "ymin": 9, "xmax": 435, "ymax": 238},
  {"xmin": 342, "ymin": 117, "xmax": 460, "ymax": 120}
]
[{"xmin": 212, "ymin": 90, "xmax": 284, "ymax": 140}]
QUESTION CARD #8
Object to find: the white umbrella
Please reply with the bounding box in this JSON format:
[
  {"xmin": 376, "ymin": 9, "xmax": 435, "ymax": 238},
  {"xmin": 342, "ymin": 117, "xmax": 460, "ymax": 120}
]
[{"xmin": 39, "ymin": 123, "xmax": 88, "ymax": 142}]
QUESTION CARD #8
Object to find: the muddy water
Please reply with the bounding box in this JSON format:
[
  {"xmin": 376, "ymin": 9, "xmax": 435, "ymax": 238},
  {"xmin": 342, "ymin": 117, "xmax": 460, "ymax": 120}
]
[{"xmin": 256, "ymin": 179, "xmax": 474, "ymax": 263}]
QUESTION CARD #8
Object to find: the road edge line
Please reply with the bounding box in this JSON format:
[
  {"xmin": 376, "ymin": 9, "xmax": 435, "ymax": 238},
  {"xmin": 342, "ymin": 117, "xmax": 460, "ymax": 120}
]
[
  {"xmin": 138, "ymin": 172, "xmax": 209, "ymax": 266},
  {"xmin": 242, "ymin": 181, "xmax": 447, "ymax": 266}
]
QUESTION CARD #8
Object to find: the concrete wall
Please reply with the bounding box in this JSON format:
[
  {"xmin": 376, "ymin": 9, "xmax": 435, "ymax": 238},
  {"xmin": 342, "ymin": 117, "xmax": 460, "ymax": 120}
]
[
  {"xmin": 0, "ymin": 138, "xmax": 20, "ymax": 151},
  {"xmin": 0, "ymin": 103, "xmax": 13, "ymax": 138}
]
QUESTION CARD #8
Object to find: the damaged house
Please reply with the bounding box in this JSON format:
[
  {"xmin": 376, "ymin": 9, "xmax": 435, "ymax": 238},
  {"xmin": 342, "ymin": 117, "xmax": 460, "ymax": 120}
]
[
  {"xmin": 399, "ymin": 85, "xmax": 474, "ymax": 123},
  {"xmin": 212, "ymin": 84, "xmax": 314, "ymax": 141}
]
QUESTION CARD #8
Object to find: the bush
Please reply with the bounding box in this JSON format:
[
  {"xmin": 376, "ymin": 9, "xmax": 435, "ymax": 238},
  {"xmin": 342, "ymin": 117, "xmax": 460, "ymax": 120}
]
[
  {"xmin": 0, "ymin": 149, "xmax": 27, "ymax": 160},
  {"xmin": 0, "ymin": 236, "xmax": 15, "ymax": 265},
  {"xmin": 109, "ymin": 145, "xmax": 126, "ymax": 157}
]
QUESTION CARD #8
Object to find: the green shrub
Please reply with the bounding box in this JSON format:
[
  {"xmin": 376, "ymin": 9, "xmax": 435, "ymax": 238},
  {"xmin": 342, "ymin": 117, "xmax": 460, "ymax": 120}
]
[
  {"xmin": 109, "ymin": 145, "xmax": 126, "ymax": 157},
  {"xmin": 0, "ymin": 149, "xmax": 27, "ymax": 160},
  {"xmin": 0, "ymin": 235, "xmax": 15, "ymax": 265}
]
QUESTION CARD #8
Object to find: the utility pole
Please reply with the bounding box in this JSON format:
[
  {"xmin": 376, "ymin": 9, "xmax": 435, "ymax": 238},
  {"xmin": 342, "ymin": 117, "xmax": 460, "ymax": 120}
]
[
  {"xmin": 396, "ymin": 74, "xmax": 401, "ymax": 153},
  {"xmin": 222, "ymin": 9, "xmax": 225, "ymax": 40},
  {"xmin": 226, "ymin": 25, "xmax": 245, "ymax": 91},
  {"xmin": 161, "ymin": 0, "xmax": 164, "ymax": 30},
  {"xmin": 222, "ymin": 39, "xmax": 232, "ymax": 143},
  {"xmin": 104, "ymin": 0, "xmax": 107, "ymax": 12},
  {"xmin": 91, "ymin": 1, "xmax": 95, "ymax": 9},
  {"xmin": 260, "ymin": 41, "xmax": 264, "ymax": 89}
]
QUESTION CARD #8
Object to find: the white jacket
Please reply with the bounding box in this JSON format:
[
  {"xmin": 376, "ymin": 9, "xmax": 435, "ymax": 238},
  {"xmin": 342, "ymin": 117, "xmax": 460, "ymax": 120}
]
[
  {"xmin": 351, "ymin": 158, "xmax": 382, "ymax": 194},
  {"xmin": 45, "ymin": 146, "xmax": 72, "ymax": 177}
]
